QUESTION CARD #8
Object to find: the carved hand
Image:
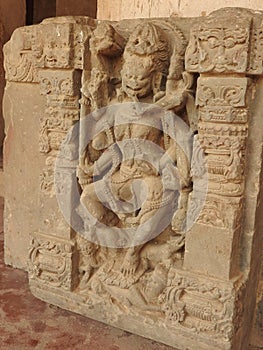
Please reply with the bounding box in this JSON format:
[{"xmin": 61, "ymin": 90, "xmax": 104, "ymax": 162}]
[{"xmin": 154, "ymin": 91, "xmax": 186, "ymax": 111}]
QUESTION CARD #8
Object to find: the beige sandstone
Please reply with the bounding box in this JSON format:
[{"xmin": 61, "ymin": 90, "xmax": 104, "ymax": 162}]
[
  {"xmin": 0, "ymin": 0, "xmax": 26, "ymax": 149},
  {"xmin": 3, "ymin": 7, "xmax": 263, "ymax": 350}
]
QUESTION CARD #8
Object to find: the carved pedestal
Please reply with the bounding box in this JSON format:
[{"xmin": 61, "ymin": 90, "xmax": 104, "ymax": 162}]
[{"xmin": 3, "ymin": 8, "xmax": 263, "ymax": 350}]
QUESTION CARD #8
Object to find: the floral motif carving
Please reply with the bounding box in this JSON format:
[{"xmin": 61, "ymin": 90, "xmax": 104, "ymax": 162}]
[{"xmin": 196, "ymin": 77, "xmax": 249, "ymax": 123}]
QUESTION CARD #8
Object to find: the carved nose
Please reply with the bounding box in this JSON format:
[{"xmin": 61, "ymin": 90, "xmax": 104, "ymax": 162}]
[
  {"xmin": 135, "ymin": 43, "xmax": 148, "ymax": 54},
  {"xmin": 125, "ymin": 74, "xmax": 137, "ymax": 83}
]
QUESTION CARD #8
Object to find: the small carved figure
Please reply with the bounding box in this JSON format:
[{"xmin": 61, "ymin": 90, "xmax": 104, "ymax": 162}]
[
  {"xmin": 122, "ymin": 262, "xmax": 169, "ymax": 312},
  {"xmin": 78, "ymin": 241, "xmax": 100, "ymax": 290}
]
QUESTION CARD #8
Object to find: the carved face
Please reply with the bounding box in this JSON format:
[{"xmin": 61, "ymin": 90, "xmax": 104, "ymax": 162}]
[
  {"xmin": 147, "ymin": 178, "xmax": 163, "ymax": 201},
  {"xmin": 121, "ymin": 23, "xmax": 169, "ymax": 99},
  {"xmin": 121, "ymin": 55, "xmax": 155, "ymax": 98},
  {"xmin": 125, "ymin": 23, "xmax": 167, "ymax": 57}
]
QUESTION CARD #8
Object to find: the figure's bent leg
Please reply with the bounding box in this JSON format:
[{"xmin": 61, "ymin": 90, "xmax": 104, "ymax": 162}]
[{"xmin": 81, "ymin": 182, "xmax": 119, "ymax": 226}]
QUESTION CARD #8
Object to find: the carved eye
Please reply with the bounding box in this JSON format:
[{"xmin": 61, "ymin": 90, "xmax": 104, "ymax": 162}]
[
  {"xmin": 146, "ymin": 40, "xmax": 151, "ymax": 47},
  {"xmin": 224, "ymin": 38, "xmax": 235, "ymax": 48},
  {"xmin": 134, "ymin": 39, "xmax": 139, "ymax": 45},
  {"xmin": 207, "ymin": 37, "xmax": 219, "ymax": 49}
]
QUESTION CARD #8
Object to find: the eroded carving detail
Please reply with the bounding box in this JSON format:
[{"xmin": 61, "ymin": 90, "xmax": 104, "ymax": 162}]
[
  {"xmin": 162, "ymin": 269, "xmax": 244, "ymax": 342},
  {"xmin": 248, "ymin": 26, "xmax": 263, "ymax": 74},
  {"xmin": 28, "ymin": 232, "xmax": 76, "ymax": 290},
  {"xmin": 4, "ymin": 27, "xmax": 40, "ymax": 82},
  {"xmin": 185, "ymin": 17, "xmax": 251, "ymax": 73},
  {"xmin": 39, "ymin": 69, "xmax": 81, "ymax": 196},
  {"xmin": 2, "ymin": 10, "xmax": 260, "ymax": 350},
  {"xmin": 195, "ymin": 76, "xmax": 249, "ymax": 230}
]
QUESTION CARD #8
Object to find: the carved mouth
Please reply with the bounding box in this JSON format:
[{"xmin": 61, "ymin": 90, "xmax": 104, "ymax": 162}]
[
  {"xmin": 46, "ymin": 57, "xmax": 58, "ymax": 63},
  {"xmin": 125, "ymin": 85, "xmax": 144, "ymax": 92}
]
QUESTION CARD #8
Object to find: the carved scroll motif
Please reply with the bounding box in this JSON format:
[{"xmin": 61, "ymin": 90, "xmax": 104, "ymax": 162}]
[
  {"xmin": 162, "ymin": 269, "xmax": 244, "ymax": 341},
  {"xmin": 3, "ymin": 27, "xmax": 40, "ymax": 83},
  {"xmin": 28, "ymin": 232, "xmax": 77, "ymax": 291}
]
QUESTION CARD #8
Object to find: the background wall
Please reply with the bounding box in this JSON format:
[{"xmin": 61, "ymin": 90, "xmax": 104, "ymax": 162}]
[
  {"xmin": 26, "ymin": 0, "xmax": 97, "ymax": 26},
  {"xmin": 0, "ymin": 0, "xmax": 26, "ymax": 43},
  {"xmin": 56, "ymin": 0, "xmax": 97, "ymax": 17},
  {"xmin": 97, "ymin": 0, "xmax": 263, "ymax": 20}
]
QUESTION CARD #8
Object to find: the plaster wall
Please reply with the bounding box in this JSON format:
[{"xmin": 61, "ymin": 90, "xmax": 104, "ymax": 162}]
[
  {"xmin": 56, "ymin": 0, "xmax": 97, "ymax": 17},
  {"xmin": 97, "ymin": 0, "xmax": 263, "ymax": 20}
]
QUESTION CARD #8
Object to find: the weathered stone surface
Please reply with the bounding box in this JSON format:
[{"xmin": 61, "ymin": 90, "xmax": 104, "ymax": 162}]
[
  {"xmin": 0, "ymin": 0, "xmax": 26, "ymax": 149},
  {"xmin": 3, "ymin": 82, "xmax": 45, "ymax": 268},
  {"xmin": 3, "ymin": 8, "xmax": 263, "ymax": 350},
  {"xmin": 250, "ymin": 277, "xmax": 263, "ymax": 348},
  {"xmin": 3, "ymin": 17, "xmax": 94, "ymax": 269}
]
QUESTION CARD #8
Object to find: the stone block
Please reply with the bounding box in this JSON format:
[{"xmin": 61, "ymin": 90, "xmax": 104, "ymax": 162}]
[{"xmin": 3, "ymin": 8, "xmax": 263, "ymax": 350}]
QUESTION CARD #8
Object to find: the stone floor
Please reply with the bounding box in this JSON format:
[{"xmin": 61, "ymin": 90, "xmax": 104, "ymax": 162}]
[{"xmin": 0, "ymin": 197, "xmax": 176, "ymax": 350}]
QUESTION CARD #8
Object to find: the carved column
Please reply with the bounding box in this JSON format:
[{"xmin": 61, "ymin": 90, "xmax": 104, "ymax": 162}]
[
  {"xmin": 184, "ymin": 9, "xmax": 263, "ymax": 350},
  {"xmin": 184, "ymin": 14, "xmax": 251, "ymax": 279},
  {"xmin": 3, "ymin": 17, "xmax": 95, "ymax": 288}
]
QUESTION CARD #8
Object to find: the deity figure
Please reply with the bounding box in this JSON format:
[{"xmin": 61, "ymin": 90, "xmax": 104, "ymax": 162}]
[{"xmin": 77, "ymin": 22, "xmax": 195, "ymax": 285}]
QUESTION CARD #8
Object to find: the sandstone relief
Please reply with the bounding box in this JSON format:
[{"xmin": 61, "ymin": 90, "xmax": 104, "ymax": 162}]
[{"xmin": 3, "ymin": 8, "xmax": 263, "ymax": 350}]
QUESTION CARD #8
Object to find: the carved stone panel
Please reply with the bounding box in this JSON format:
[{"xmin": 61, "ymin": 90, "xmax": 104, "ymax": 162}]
[
  {"xmin": 185, "ymin": 15, "xmax": 251, "ymax": 73},
  {"xmin": 3, "ymin": 8, "xmax": 263, "ymax": 350}
]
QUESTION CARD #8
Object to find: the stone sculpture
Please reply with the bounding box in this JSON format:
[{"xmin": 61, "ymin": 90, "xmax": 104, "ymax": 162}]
[{"xmin": 3, "ymin": 8, "xmax": 263, "ymax": 350}]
